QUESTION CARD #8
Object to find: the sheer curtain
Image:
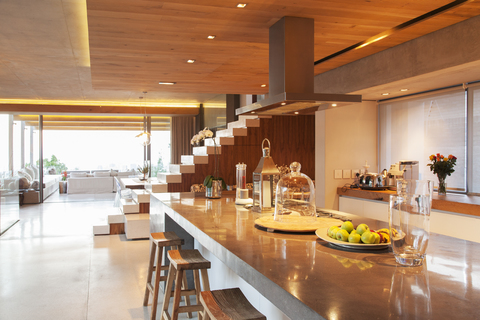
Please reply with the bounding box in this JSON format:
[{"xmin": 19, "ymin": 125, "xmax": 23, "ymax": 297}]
[
  {"xmin": 170, "ymin": 117, "xmax": 195, "ymax": 165},
  {"xmin": 379, "ymin": 87, "xmax": 466, "ymax": 192}
]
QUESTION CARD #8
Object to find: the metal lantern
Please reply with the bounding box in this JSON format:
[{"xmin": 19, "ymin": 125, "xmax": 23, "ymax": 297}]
[{"xmin": 252, "ymin": 138, "xmax": 280, "ymax": 213}]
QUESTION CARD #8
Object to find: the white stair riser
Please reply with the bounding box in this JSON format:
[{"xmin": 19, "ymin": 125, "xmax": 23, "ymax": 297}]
[
  {"xmin": 157, "ymin": 173, "xmax": 182, "ymax": 183},
  {"xmin": 93, "ymin": 224, "xmax": 110, "ymax": 235},
  {"xmin": 181, "ymin": 155, "xmax": 209, "ymax": 165},
  {"xmin": 132, "ymin": 189, "xmax": 150, "ymax": 203},
  {"xmin": 108, "ymin": 214, "xmax": 125, "ymax": 224},
  {"xmin": 227, "ymin": 118, "xmax": 260, "ymax": 129},
  {"xmin": 193, "ymin": 146, "xmax": 221, "ymax": 155},
  {"xmin": 125, "ymin": 214, "xmax": 150, "ymax": 240},
  {"xmin": 147, "ymin": 183, "xmax": 168, "ymax": 193},
  {"xmin": 169, "ymin": 164, "xmax": 195, "ymax": 174}
]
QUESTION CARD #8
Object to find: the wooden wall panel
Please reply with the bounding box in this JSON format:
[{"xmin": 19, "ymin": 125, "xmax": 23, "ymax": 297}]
[{"xmin": 168, "ymin": 115, "xmax": 315, "ymax": 192}]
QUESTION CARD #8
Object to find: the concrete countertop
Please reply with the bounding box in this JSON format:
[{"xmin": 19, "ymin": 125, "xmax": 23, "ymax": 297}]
[
  {"xmin": 151, "ymin": 192, "xmax": 480, "ymax": 320},
  {"xmin": 337, "ymin": 187, "xmax": 480, "ymax": 217}
]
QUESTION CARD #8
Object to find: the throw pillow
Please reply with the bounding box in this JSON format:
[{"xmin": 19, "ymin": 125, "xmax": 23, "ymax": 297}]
[
  {"xmin": 110, "ymin": 169, "xmax": 119, "ymax": 176},
  {"xmin": 18, "ymin": 170, "xmax": 33, "ymax": 183},
  {"xmin": 32, "ymin": 164, "xmax": 39, "ymax": 179},
  {"xmin": 24, "ymin": 166, "xmax": 35, "ymax": 180},
  {"xmin": 19, "ymin": 177, "xmax": 31, "ymax": 189}
]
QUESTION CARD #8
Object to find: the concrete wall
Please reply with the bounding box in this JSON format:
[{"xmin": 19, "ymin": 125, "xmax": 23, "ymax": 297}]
[
  {"xmin": 316, "ymin": 101, "xmax": 377, "ymax": 210},
  {"xmin": 314, "ymin": 15, "xmax": 480, "ymax": 94}
]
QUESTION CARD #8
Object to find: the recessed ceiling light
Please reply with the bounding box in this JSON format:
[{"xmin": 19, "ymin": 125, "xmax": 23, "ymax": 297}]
[
  {"xmin": 281, "ymin": 102, "xmax": 286, "ymax": 106},
  {"xmin": 400, "ymin": 88, "xmax": 408, "ymax": 91},
  {"xmin": 159, "ymin": 82, "xmax": 176, "ymax": 85},
  {"xmin": 260, "ymin": 84, "xmax": 266, "ymax": 87},
  {"xmin": 237, "ymin": 3, "xmax": 247, "ymax": 8},
  {"xmin": 294, "ymin": 111, "xmax": 299, "ymax": 115},
  {"xmin": 331, "ymin": 103, "xmax": 337, "ymax": 107},
  {"xmin": 207, "ymin": 35, "xmax": 216, "ymax": 39},
  {"xmin": 382, "ymin": 93, "xmax": 390, "ymax": 96},
  {"xmin": 187, "ymin": 59, "xmax": 196, "ymax": 63},
  {"xmin": 250, "ymin": 111, "xmax": 255, "ymax": 114}
]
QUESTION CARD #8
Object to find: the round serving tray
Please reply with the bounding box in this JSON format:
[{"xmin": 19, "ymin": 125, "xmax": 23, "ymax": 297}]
[{"xmin": 254, "ymin": 215, "xmax": 342, "ymax": 233}]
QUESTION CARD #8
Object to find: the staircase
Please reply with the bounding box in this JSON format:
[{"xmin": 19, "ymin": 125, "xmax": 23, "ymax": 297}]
[{"xmin": 157, "ymin": 115, "xmax": 265, "ymax": 192}]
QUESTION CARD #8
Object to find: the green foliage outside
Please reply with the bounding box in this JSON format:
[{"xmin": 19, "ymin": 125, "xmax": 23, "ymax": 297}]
[
  {"xmin": 41, "ymin": 155, "xmax": 68, "ymax": 174},
  {"xmin": 151, "ymin": 152, "xmax": 167, "ymax": 177}
]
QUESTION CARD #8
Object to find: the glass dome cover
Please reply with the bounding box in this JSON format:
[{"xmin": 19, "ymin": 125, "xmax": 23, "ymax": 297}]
[{"xmin": 274, "ymin": 162, "xmax": 316, "ymax": 223}]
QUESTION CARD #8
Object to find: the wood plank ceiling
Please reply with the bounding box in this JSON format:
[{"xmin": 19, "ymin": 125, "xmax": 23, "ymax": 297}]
[
  {"xmin": 86, "ymin": 0, "xmax": 480, "ymax": 96},
  {"xmin": 1, "ymin": 0, "xmax": 479, "ymax": 114}
]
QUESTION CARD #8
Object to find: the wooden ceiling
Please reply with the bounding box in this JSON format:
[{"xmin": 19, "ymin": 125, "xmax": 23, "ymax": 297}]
[{"xmin": 1, "ymin": 0, "xmax": 479, "ymax": 112}]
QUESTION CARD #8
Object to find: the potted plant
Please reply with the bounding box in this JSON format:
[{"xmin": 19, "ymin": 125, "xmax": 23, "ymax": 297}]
[
  {"xmin": 191, "ymin": 128, "xmax": 226, "ymax": 198},
  {"xmin": 427, "ymin": 153, "xmax": 457, "ymax": 195},
  {"xmin": 137, "ymin": 162, "xmax": 150, "ymax": 181}
]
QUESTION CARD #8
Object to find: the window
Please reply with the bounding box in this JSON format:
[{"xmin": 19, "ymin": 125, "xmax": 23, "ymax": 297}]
[
  {"xmin": 379, "ymin": 88, "xmax": 467, "ymax": 192},
  {"xmin": 471, "ymin": 83, "xmax": 480, "ymax": 194}
]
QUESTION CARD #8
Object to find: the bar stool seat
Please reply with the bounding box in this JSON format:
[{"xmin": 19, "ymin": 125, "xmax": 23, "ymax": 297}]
[
  {"xmin": 143, "ymin": 232, "xmax": 188, "ymax": 320},
  {"xmin": 161, "ymin": 249, "xmax": 211, "ymax": 320},
  {"xmin": 200, "ymin": 288, "xmax": 266, "ymax": 320}
]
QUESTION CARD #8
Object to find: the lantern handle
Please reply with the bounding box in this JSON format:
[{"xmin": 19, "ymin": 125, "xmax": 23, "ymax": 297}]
[{"xmin": 262, "ymin": 138, "xmax": 271, "ymax": 151}]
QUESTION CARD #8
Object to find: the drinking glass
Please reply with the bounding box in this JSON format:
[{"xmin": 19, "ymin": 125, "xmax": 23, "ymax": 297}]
[
  {"xmin": 396, "ymin": 179, "xmax": 433, "ymax": 199},
  {"xmin": 389, "ymin": 194, "xmax": 430, "ymax": 266}
]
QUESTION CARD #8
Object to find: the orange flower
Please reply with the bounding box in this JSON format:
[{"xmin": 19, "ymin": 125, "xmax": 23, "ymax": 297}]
[
  {"xmin": 448, "ymin": 154, "xmax": 453, "ymax": 159},
  {"xmin": 429, "ymin": 155, "xmax": 435, "ymax": 161}
]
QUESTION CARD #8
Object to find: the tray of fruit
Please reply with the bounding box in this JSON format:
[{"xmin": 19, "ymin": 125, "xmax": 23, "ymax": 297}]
[{"xmin": 316, "ymin": 221, "xmax": 395, "ymax": 250}]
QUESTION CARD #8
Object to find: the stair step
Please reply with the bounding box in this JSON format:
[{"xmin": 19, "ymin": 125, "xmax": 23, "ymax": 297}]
[
  {"xmin": 181, "ymin": 155, "xmax": 209, "ymax": 165},
  {"xmin": 132, "ymin": 189, "xmax": 150, "ymax": 203},
  {"xmin": 216, "ymin": 127, "xmax": 248, "ymax": 137},
  {"xmin": 93, "ymin": 221, "xmax": 110, "ymax": 235},
  {"xmin": 169, "ymin": 164, "xmax": 195, "ymax": 174},
  {"xmin": 108, "ymin": 212, "xmax": 125, "ymax": 224},
  {"xmin": 120, "ymin": 198, "xmax": 139, "ymax": 214},
  {"xmin": 125, "ymin": 214, "xmax": 150, "ymax": 240},
  {"xmin": 227, "ymin": 118, "xmax": 260, "ymax": 129},
  {"xmin": 157, "ymin": 172, "xmax": 182, "ymax": 183},
  {"xmin": 146, "ymin": 182, "xmax": 168, "ymax": 193},
  {"xmin": 205, "ymin": 137, "xmax": 234, "ymax": 146},
  {"xmin": 193, "ymin": 145, "xmax": 221, "ymax": 155}
]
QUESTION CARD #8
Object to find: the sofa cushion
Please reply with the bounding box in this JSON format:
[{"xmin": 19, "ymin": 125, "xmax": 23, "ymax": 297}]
[
  {"xmin": 24, "ymin": 166, "xmax": 35, "ymax": 180},
  {"xmin": 116, "ymin": 171, "xmax": 133, "ymax": 177},
  {"xmin": 18, "ymin": 170, "xmax": 33, "ymax": 182},
  {"xmin": 94, "ymin": 172, "xmax": 111, "ymax": 177},
  {"xmin": 110, "ymin": 169, "xmax": 119, "ymax": 176},
  {"xmin": 71, "ymin": 172, "xmax": 88, "ymax": 177}
]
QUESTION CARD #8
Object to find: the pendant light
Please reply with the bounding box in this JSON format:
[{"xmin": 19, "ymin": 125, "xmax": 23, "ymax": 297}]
[{"xmin": 136, "ymin": 91, "xmax": 151, "ymax": 146}]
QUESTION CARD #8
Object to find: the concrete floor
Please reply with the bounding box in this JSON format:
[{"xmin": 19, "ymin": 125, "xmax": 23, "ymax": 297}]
[{"xmin": 0, "ymin": 195, "xmax": 197, "ymax": 320}]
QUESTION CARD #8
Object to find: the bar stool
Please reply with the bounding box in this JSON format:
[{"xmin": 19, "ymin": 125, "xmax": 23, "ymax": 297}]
[
  {"xmin": 143, "ymin": 232, "xmax": 190, "ymax": 320},
  {"xmin": 200, "ymin": 288, "xmax": 266, "ymax": 320},
  {"xmin": 161, "ymin": 249, "xmax": 211, "ymax": 320}
]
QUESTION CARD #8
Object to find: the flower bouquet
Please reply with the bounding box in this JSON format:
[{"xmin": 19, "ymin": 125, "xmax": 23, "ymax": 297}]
[
  {"xmin": 191, "ymin": 128, "xmax": 226, "ymax": 198},
  {"xmin": 427, "ymin": 153, "xmax": 457, "ymax": 195},
  {"xmin": 61, "ymin": 171, "xmax": 67, "ymax": 181}
]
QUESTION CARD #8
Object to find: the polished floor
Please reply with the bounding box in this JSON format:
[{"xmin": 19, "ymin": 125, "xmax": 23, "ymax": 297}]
[{"xmin": 1, "ymin": 195, "xmax": 197, "ymax": 320}]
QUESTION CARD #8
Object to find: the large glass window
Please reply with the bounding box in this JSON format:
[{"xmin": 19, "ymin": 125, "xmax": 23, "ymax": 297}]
[
  {"xmin": 472, "ymin": 84, "xmax": 480, "ymax": 194},
  {"xmin": 379, "ymin": 88, "xmax": 467, "ymax": 192},
  {"xmin": 0, "ymin": 115, "xmax": 9, "ymax": 176}
]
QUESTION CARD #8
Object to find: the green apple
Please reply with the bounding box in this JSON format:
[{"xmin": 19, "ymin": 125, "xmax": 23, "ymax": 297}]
[
  {"xmin": 348, "ymin": 232, "xmax": 361, "ymax": 243},
  {"xmin": 328, "ymin": 226, "xmax": 340, "ymax": 238},
  {"xmin": 361, "ymin": 231, "xmax": 376, "ymax": 244},
  {"xmin": 356, "ymin": 223, "xmax": 369, "ymax": 235},
  {"xmin": 341, "ymin": 221, "xmax": 354, "ymax": 233},
  {"xmin": 336, "ymin": 229, "xmax": 350, "ymax": 242}
]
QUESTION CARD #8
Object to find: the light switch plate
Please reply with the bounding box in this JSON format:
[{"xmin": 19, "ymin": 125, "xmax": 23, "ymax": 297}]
[
  {"xmin": 352, "ymin": 169, "xmax": 359, "ymax": 178},
  {"xmin": 334, "ymin": 170, "xmax": 342, "ymax": 179},
  {"xmin": 343, "ymin": 169, "xmax": 351, "ymax": 179}
]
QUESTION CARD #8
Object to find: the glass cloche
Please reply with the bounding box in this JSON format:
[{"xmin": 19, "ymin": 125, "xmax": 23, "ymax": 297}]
[{"xmin": 274, "ymin": 162, "xmax": 316, "ymax": 223}]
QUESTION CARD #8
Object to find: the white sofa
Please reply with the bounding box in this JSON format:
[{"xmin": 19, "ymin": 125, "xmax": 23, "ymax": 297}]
[{"xmin": 67, "ymin": 170, "xmax": 135, "ymax": 194}]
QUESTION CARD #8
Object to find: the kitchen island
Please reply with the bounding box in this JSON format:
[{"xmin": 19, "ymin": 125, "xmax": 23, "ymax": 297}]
[{"xmin": 150, "ymin": 192, "xmax": 480, "ymax": 320}]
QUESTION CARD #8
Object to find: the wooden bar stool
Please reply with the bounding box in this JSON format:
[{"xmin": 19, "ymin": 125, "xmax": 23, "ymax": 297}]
[
  {"xmin": 143, "ymin": 232, "xmax": 191, "ymax": 320},
  {"xmin": 200, "ymin": 288, "xmax": 266, "ymax": 320},
  {"xmin": 161, "ymin": 249, "xmax": 211, "ymax": 320}
]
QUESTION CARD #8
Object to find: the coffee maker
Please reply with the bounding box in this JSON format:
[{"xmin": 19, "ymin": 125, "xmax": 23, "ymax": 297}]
[{"xmin": 387, "ymin": 160, "xmax": 419, "ymax": 189}]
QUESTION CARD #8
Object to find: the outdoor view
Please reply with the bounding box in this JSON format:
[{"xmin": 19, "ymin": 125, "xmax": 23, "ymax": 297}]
[{"xmin": 41, "ymin": 130, "xmax": 170, "ymax": 176}]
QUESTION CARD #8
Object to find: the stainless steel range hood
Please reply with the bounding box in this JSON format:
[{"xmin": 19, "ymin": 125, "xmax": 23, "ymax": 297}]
[{"xmin": 236, "ymin": 16, "xmax": 362, "ymax": 116}]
